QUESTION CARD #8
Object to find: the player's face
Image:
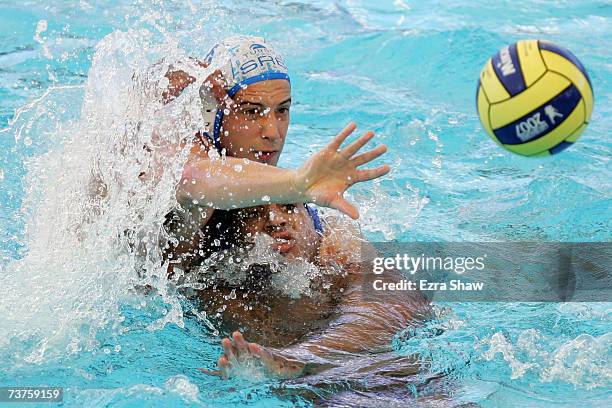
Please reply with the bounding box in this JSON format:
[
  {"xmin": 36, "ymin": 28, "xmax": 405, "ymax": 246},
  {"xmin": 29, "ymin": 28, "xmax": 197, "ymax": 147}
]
[
  {"xmin": 239, "ymin": 204, "xmax": 320, "ymax": 261},
  {"xmin": 220, "ymin": 80, "xmax": 291, "ymax": 165}
]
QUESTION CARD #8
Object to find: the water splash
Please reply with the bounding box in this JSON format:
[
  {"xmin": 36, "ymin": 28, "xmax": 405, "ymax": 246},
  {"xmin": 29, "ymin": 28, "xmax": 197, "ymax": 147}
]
[
  {"xmin": 0, "ymin": 28, "xmax": 216, "ymax": 364},
  {"xmin": 395, "ymin": 303, "xmax": 612, "ymax": 392},
  {"xmin": 189, "ymin": 233, "xmax": 327, "ymax": 299}
]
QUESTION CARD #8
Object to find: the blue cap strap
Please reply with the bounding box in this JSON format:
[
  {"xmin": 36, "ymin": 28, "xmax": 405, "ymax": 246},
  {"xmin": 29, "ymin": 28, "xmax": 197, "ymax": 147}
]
[
  {"xmin": 227, "ymin": 72, "xmax": 291, "ymax": 97},
  {"xmin": 304, "ymin": 204, "xmax": 324, "ymax": 235}
]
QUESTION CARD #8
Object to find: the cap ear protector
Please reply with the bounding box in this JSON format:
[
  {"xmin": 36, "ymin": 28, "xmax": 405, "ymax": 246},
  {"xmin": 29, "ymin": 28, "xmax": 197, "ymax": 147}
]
[
  {"xmin": 199, "ymin": 83, "xmax": 223, "ymax": 151},
  {"xmin": 199, "ymin": 36, "xmax": 290, "ymax": 152}
]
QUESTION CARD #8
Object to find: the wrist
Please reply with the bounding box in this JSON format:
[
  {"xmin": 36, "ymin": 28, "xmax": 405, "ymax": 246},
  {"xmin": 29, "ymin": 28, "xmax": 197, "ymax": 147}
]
[{"xmin": 290, "ymin": 168, "xmax": 309, "ymax": 203}]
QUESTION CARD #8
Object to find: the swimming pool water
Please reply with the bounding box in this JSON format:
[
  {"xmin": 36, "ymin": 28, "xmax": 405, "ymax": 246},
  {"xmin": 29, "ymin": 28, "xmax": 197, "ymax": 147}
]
[{"xmin": 0, "ymin": 1, "xmax": 610, "ymax": 406}]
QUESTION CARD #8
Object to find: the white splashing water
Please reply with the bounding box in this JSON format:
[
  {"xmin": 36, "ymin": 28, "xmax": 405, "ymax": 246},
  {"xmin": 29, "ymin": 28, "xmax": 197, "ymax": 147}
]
[
  {"xmin": 355, "ymin": 178, "xmax": 429, "ymax": 240},
  {"xmin": 190, "ymin": 233, "xmax": 324, "ymax": 299},
  {"xmin": 0, "ymin": 28, "xmax": 218, "ymax": 364},
  {"xmin": 480, "ymin": 329, "xmax": 612, "ymax": 389}
]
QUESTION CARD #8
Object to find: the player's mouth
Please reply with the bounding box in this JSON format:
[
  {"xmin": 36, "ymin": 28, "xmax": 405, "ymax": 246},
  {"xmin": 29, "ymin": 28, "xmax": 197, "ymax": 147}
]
[
  {"xmin": 252, "ymin": 150, "xmax": 278, "ymax": 163},
  {"xmin": 270, "ymin": 231, "xmax": 295, "ymax": 254}
]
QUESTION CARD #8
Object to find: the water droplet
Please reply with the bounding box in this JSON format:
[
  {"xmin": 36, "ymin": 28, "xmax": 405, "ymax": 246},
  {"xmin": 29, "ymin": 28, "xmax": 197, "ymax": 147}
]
[
  {"xmin": 223, "ymin": 108, "xmax": 230, "ymax": 115},
  {"xmin": 103, "ymin": 347, "xmax": 111, "ymax": 354},
  {"xmin": 261, "ymin": 195, "xmax": 270, "ymax": 202},
  {"xmin": 114, "ymin": 345, "xmax": 121, "ymax": 353},
  {"xmin": 213, "ymin": 239, "xmax": 220, "ymax": 246},
  {"xmin": 192, "ymin": 199, "xmax": 199, "ymax": 205},
  {"xmin": 224, "ymin": 130, "xmax": 229, "ymax": 136},
  {"xmin": 233, "ymin": 164, "xmax": 243, "ymax": 172},
  {"xmin": 24, "ymin": 137, "xmax": 33, "ymax": 146}
]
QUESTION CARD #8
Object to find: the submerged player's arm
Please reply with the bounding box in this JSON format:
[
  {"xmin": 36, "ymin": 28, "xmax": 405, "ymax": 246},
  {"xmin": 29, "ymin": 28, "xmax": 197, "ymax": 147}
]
[
  {"xmin": 207, "ymin": 224, "xmax": 432, "ymax": 379},
  {"xmin": 276, "ymin": 225, "xmax": 431, "ymax": 363},
  {"xmin": 207, "ymin": 272, "xmax": 431, "ymax": 380},
  {"xmin": 290, "ymin": 219, "xmax": 432, "ymax": 353}
]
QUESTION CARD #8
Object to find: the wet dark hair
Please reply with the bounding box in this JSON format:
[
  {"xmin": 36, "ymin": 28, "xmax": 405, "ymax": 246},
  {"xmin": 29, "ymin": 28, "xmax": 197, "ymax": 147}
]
[{"xmin": 198, "ymin": 208, "xmax": 248, "ymax": 258}]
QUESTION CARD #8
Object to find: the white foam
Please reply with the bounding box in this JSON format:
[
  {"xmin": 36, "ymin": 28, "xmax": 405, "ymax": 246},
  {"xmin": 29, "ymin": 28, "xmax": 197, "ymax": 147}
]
[
  {"xmin": 480, "ymin": 329, "xmax": 612, "ymax": 389},
  {"xmin": 0, "ymin": 28, "xmax": 217, "ymax": 363}
]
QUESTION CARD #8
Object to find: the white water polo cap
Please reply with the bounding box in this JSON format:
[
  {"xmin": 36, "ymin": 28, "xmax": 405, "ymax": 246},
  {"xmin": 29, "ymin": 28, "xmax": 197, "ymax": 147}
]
[{"xmin": 199, "ymin": 36, "xmax": 290, "ymax": 150}]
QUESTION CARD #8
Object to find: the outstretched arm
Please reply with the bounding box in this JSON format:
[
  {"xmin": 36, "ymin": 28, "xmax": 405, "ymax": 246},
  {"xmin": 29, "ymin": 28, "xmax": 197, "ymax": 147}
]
[
  {"xmin": 204, "ymin": 235, "xmax": 432, "ymax": 379},
  {"xmin": 204, "ymin": 272, "xmax": 431, "ymax": 379},
  {"xmin": 178, "ymin": 122, "xmax": 389, "ymax": 220},
  {"xmin": 161, "ymin": 66, "xmax": 389, "ymax": 220}
]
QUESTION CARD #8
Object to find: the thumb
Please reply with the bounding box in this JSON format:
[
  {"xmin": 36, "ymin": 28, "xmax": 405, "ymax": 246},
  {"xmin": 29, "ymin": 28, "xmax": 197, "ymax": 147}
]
[{"xmin": 197, "ymin": 368, "xmax": 222, "ymax": 377}]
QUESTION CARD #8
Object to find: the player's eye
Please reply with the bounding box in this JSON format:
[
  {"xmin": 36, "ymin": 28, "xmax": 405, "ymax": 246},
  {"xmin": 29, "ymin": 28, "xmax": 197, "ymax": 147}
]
[{"xmin": 242, "ymin": 107, "xmax": 260, "ymax": 116}]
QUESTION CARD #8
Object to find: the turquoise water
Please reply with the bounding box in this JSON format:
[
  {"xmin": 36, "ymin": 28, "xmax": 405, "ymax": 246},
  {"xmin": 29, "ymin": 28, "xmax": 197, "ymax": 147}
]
[{"xmin": 0, "ymin": 0, "xmax": 611, "ymax": 406}]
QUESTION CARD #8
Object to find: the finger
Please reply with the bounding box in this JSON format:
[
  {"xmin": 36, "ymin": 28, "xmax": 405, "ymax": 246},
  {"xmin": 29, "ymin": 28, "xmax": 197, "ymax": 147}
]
[
  {"xmin": 222, "ymin": 338, "xmax": 236, "ymax": 361},
  {"xmin": 355, "ymin": 165, "xmax": 391, "ymax": 182},
  {"xmin": 218, "ymin": 355, "xmax": 230, "ymax": 368},
  {"xmin": 351, "ymin": 144, "xmax": 387, "ymax": 167},
  {"xmin": 328, "ymin": 122, "xmax": 357, "ymax": 151},
  {"xmin": 232, "ymin": 331, "xmax": 249, "ymax": 355},
  {"xmin": 329, "ymin": 196, "xmax": 359, "ymax": 220},
  {"xmin": 340, "ymin": 130, "xmax": 375, "ymax": 158}
]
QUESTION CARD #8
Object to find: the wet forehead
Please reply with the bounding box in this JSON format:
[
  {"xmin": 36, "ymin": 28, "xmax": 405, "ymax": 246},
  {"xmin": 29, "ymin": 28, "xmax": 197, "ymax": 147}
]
[
  {"xmin": 233, "ymin": 79, "xmax": 291, "ymax": 104},
  {"xmin": 240, "ymin": 204, "xmax": 307, "ymax": 228}
]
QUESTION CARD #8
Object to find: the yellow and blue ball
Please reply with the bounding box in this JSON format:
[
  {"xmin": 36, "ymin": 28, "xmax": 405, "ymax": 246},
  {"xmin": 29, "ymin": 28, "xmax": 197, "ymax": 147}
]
[{"xmin": 476, "ymin": 40, "xmax": 594, "ymax": 156}]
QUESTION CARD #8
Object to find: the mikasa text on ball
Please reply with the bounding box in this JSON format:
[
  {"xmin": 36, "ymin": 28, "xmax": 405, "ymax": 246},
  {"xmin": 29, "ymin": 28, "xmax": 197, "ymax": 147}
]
[{"xmin": 476, "ymin": 40, "xmax": 594, "ymax": 156}]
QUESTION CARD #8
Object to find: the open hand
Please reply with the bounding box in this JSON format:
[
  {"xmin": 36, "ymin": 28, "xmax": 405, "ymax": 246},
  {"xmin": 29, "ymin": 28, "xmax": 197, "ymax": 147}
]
[
  {"xmin": 200, "ymin": 331, "xmax": 305, "ymax": 379},
  {"xmin": 297, "ymin": 122, "xmax": 390, "ymax": 219}
]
